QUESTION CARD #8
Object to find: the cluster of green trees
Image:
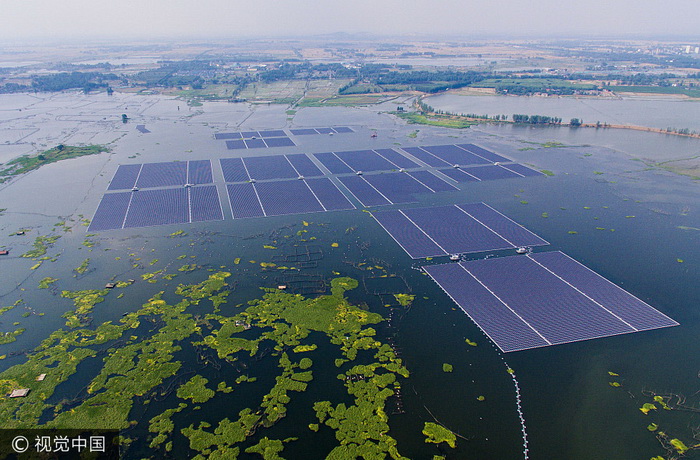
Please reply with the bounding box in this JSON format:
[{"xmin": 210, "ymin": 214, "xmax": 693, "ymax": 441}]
[
  {"xmin": 30, "ymin": 71, "xmax": 119, "ymax": 93},
  {"xmin": 512, "ymin": 114, "xmax": 564, "ymax": 124}
]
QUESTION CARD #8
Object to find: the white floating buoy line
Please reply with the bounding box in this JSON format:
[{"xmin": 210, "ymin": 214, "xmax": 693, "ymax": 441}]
[{"xmin": 502, "ymin": 359, "xmax": 529, "ymax": 460}]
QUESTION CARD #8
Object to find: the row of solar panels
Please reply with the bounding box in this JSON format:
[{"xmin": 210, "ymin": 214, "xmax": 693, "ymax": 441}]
[{"xmin": 214, "ymin": 127, "xmax": 354, "ymax": 142}]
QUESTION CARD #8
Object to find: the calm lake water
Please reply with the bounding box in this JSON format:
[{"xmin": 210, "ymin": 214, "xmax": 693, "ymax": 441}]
[
  {"xmin": 426, "ymin": 92, "xmax": 700, "ymax": 132},
  {"xmin": 0, "ymin": 95, "xmax": 699, "ymax": 459}
]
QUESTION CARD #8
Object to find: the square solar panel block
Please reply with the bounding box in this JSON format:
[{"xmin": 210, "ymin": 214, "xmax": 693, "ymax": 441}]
[
  {"xmin": 136, "ymin": 162, "xmax": 187, "ymax": 188},
  {"xmin": 456, "ymin": 203, "xmax": 549, "ymax": 248},
  {"xmin": 401, "ymin": 147, "xmax": 450, "ymax": 167},
  {"xmin": 88, "ymin": 192, "xmax": 131, "ymax": 231},
  {"xmin": 315, "ymin": 127, "xmax": 334, "ymax": 134},
  {"xmin": 502, "ymin": 163, "xmax": 544, "ymax": 177},
  {"xmin": 421, "ymin": 145, "xmax": 491, "ymax": 166},
  {"xmin": 254, "ymin": 180, "xmax": 324, "ymax": 216},
  {"xmin": 108, "ymin": 164, "xmax": 141, "ymax": 190},
  {"xmin": 305, "ymin": 178, "xmax": 355, "ymax": 211},
  {"xmin": 227, "ymin": 183, "xmax": 265, "ymax": 218},
  {"xmin": 363, "ymin": 172, "xmax": 433, "ymax": 204},
  {"xmin": 529, "ymin": 251, "xmax": 678, "ymax": 331},
  {"xmin": 373, "ymin": 210, "xmax": 446, "ymax": 258},
  {"xmin": 407, "ymin": 170, "xmax": 459, "ymax": 192},
  {"xmin": 402, "ymin": 205, "xmax": 512, "ymax": 254},
  {"xmin": 244, "ymin": 138, "xmax": 266, "ymax": 149},
  {"xmin": 334, "ymin": 150, "xmax": 396, "ymax": 172},
  {"xmin": 258, "ymin": 129, "xmax": 287, "ymax": 138},
  {"xmin": 290, "ymin": 128, "xmax": 318, "ymax": 135},
  {"xmin": 220, "ymin": 158, "xmax": 250, "ymax": 182},
  {"xmin": 226, "ymin": 140, "xmax": 246, "ymax": 150},
  {"xmin": 285, "ymin": 154, "xmax": 323, "ymax": 177},
  {"xmin": 190, "ymin": 185, "xmax": 224, "ymax": 222},
  {"xmin": 124, "ymin": 188, "xmax": 189, "ymax": 228},
  {"xmin": 338, "ymin": 176, "xmax": 391, "ymax": 207},
  {"xmin": 314, "ymin": 152, "xmax": 354, "ymax": 174},
  {"xmin": 187, "ymin": 160, "xmax": 213, "ymax": 185},
  {"xmin": 438, "ymin": 168, "xmax": 480, "ymax": 183},
  {"xmin": 215, "ymin": 132, "xmax": 242, "ymax": 140},
  {"xmin": 457, "ymin": 144, "xmax": 510, "ymax": 163},
  {"xmin": 263, "ymin": 137, "xmax": 296, "ymax": 148},
  {"xmin": 332, "ymin": 126, "xmax": 354, "ymax": 133},
  {"xmin": 427, "ymin": 252, "xmax": 679, "ymax": 352},
  {"xmin": 462, "ymin": 165, "xmax": 522, "ymax": 181},
  {"xmin": 243, "ymin": 155, "xmax": 298, "ymax": 180},
  {"xmin": 374, "ymin": 148, "xmax": 419, "ymax": 169},
  {"xmin": 241, "ymin": 131, "xmax": 259, "ymax": 138}
]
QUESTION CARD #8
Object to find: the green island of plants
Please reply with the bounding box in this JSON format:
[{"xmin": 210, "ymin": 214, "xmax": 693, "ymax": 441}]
[{"xmin": 0, "ymin": 145, "xmax": 109, "ymax": 182}]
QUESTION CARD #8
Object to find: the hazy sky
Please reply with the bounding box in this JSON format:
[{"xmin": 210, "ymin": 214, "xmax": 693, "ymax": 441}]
[{"xmin": 1, "ymin": 0, "xmax": 698, "ymax": 42}]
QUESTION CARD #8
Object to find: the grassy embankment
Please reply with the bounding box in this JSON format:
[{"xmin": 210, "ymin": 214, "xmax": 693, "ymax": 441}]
[{"xmin": 0, "ymin": 145, "xmax": 109, "ymax": 183}]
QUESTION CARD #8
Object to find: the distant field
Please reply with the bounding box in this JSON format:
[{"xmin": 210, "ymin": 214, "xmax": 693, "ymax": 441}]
[
  {"xmin": 610, "ymin": 85, "xmax": 700, "ymax": 98},
  {"xmin": 473, "ymin": 78, "xmax": 597, "ymax": 91},
  {"xmin": 239, "ymin": 79, "xmax": 352, "ymax": 104},
  {"xmin": 298, "ymin": 94, "xmax": 389, "ymax": 107}
]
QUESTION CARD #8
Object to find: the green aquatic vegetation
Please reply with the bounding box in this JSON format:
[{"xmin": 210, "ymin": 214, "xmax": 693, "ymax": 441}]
[
  {"xmin": 653, "ymin": 395, "xmax": 671, "ymax": 410},
  {"xmin": 541, "ymin": 169, "xmax": 554, "ymax": 176},
  {"xmin": 442, "ymin": 363, "xmax": 453, "ymax": 373},
  {"xmin": 568, "ymin": 231, "xmax": 578, "ymax": 234},
  {"xmin": 465, "ymin": 339, "xmax": 477, "ymax": 346},
  {"xmin": 82, "ymin": 239, "xmax": 95, "ymax": 248},
  {"xmin": 677, "ymin": 258, "xmax": 684, "ymax": 263},
  {"xmin": 477, "ymin": 395, "xmax": 485, "ymax": 401},
  {"xmin": 245, "ymin": 437, "xmax": 293, "ymax": 459},
  {"xmin": 142, "ymin": 270, "xmax": 164, "ymax": 281},
  {"xmin": 263, "ymin": 245, "xmax": 277, "ymax": 250},
  {"xmin": 150, "ymin": 259, "xmax": 159, "ymax": 266},
  {"xmin": 177, "ymin": 254, "xmax": 187, "ymax": 260},
  {"xmin": 149, "ymin": 403, "xmax": 187, "ymax": 449},
  {"xmin": 520, "ymin": 200, "xmax": 528, "ymax": 205},
  {"xmin": 0, "ymin": 145, "xmax": 108, "ymax": 179},
  {"xmin": 178, "ymin": 264, "xmax": 198, "ymax": 272},
  {"xmin": 30, "ymin": 262, "xmax": 42, "ymax": 270},
  {"xmin": 393, "ymin": 294, "xmax": 415, "ymax": 307},
  {"xmin": 299, "ymin": 357, "xmax": 312, "ymax": 369},
  {"xmin": 74, "ymin": 258, "xmax": 90, "ymax": 274},
  {"xmin": 608, "ymin": 371, "xmax": 619, "ymax": 376},
  {"xmin": 0, "ymin": 328, "xmax": 26, "ymax": 345},
  {"xmin": 21, "ymin": 235, "xmax": 61, "ymax": 258},
  {"xmin": 422, "ymin": 422, "xmax": 456, "ymax": 448},
  {"xmin": 217, "ymin": 382, "xmax": 233, "ymax": 393},
  {"xmin": 670, "ymin": 438, "xmax": 689, "ymax": 454},
  {"xmin": 541, "ymin": 212, "xmax": 549, "ymax": 218},
  {"xmin": 38, "ymin": 277, "xmax": 58, "ymax": 289},
  {"xmin": 60, "ymin": 289, "xmax": 110, "ymax": 328},
  {"xmin": 639, "ymin": 403, "xmax": 657, "ymax": 415},
  {"xmin": 177, "ymin": 375, "xmax": 216, "ymax": 403},
  {"xmin": 293, "ymin": 344, "xmax": 317, "ymax": 353},
  {"xmin": 647, "ymin": 423, "xmax": 659, "ymax": 432},
  {"xmin": 168, "ymin": 230, "xmax": 187, "ymax": 238},
  {"xmin": 331, "ymin": 242, "xmax": 339, "ymax": 247},
  {"xmin": 609, "ymin": 382, "xmax": 621, "ymax": 387}
]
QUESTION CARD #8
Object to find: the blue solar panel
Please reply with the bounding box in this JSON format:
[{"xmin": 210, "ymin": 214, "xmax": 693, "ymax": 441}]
[
  {"xmin": 314, "ymin": 152, "xmax": 354, "ymax": 174},
  {"xmin": 332, "ymin": 126, "xmax": 354, "ymax": 133},
  {"xmin": 424, "ymin": 263, "xmax": 550, "ymax": 352},
  {"xmin": 334, "ymin": 150, "xmax": 396, "ymax": 172},
  {"xmin": 315, "ymin": 127, "xmax": 334, "ymax": 134},
  {"xmin": 123, "ymin": 188, "xmax": 189, "ymax": 228},
  {"xmin": 188, "ymin": 160, "xmax": 213, "ymax": 184},
  {"xmin": 456, "ymin": 203, "xmax": 549, "ymax": 248},
  {"xmin": 220, "ymin": 158, "xmax": 250, "ymax": 183},
  {"xmin": 290, "ymin": 128, "xmax": 318, "ymax": 135},
  {"xmin": 373, "ymin": 210, "xmax": 445, "ymax": 258},
  {"xmin": 255, "ymin": 180, "xmax": 324, "ymax": 216},
  {"xmin": 502, "ymin": 163, "xmax": 543, "ymax": 177},
  {"xmin": 461, "ymin": 255, "xmax": 635, "ymax": 346},
  {"xmin": 190, "ymin": 186, "xmax": 223, "ymax": 222},
  {"xmin": 215, "ymin": 132, "xmax": 242, "ymax": 140},
  {"xmin": 305, "ymin": 178, "xmax": 355, "ymax": 211},
  {"xmin": 285, "ymin": 154, "xmax": 323, "ymax": 177},
  {"xmin": 400, "ymin": 147, "xmax": 449, "ymax": 167},
  {"xmin": 338, "ymin": 176, "xmax": 391, "ymax": 207},
  {"xmin": 456, "ymin": 144, "xmax": 510, "ymax": 163},
  {"xmin": 227, "ymin": 183, "xmax": 264, "ymax": 218},
  {"xmin": 263, "ymin": 137, "xmax": 295, "ymax": 148},
  {"xmin": 88, "ymin": 192, "xmax": 131, "ymax": 231},
  {"xmin": 244, "ymin": 138, "xmax": 266, "ymax": 149},
  {"xmin": 108, "ymin": 164, "xmax": 141, "ymax": 190},
  {"xmin": 421, "ymin": 145, "xmax": 491, "ymax": 166},
  {"xmin": 529, "ymin": 252, "xmax": 678, "ymax": 331},
  {"xmin": 462, "ymin": 165, "xmax": 521, "ymax": 181},
  {"xmin": 363, "ymin": 172, "xmax": 433, "ymax": 204},
  {"xmin": 406, "ymin": 171, "xmax": 459, "ymax": 192},
  {"xmin": 241, "ymin": 131, "xmax": 259, "ymax": 138},
  {"xmin": 437, "ymin": 168, "xmax": 480, "ymax": 182},
  {"xmin": 136, "ymin": 162, "xmax": 187, "ymax": 188},
  {"xmin": 226, "ymin": 140, "xmax": 246, "ymax": 150},
  {"xmin": 402, "ymin": 206, "xmax": 512, "ymax": 254},
  {"xmin": 243, "ymin": 156, "xmax": 298, "ymax": 180},
  {"xmin": 373, "ymin": 149, "xmax": 419, "ymax": 169},
  {"xmin": 258, "ymin": 130, "xmax": 287, "ymax": 138}
]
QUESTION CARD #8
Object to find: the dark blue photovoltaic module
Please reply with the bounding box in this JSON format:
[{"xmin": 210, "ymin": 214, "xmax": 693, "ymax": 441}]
[
  {"xmin": 400, "ymin": 147, "xmax": 449, "ymax": 167},
  {"xmin": 285, "ymin": 154, "xmax": 323, "ymax": 177},
  {"xmin": 244, "ymin": 138, "xmax": 266, "ymax": 149},
  {"xmin": 372, "ymin": 210, "xmax": 444, "ymax": 259},
  {"xmin": 226, "ymin": 140, "xmax": 246, "ymax": 150},
  {"xmin": 304, "ymin": 178, "xmax": 355, "ymax": 211},
  {"xmin": 88, "ymin": 192, "xmax": 132, "ymax": 231},
  {"xmin": 220, "ymin": 158, "xmax": 250, "ymax": 183},
  {"xmin": 333, "ymin": 150, "xmax": 396, "ymax": 172},
  {"xmin": 420, "ymin": 144, "xmax": 491, "ymax": 166},
  {"xmin": 456, "ymin": 144, "xmax": 510, "ymax": 163},
  {"xmin": 338, "ymin": 176, "xmax": 391, "ymax": 207},
  {"xmin": 263, "ymin": 137, "xmax": 295, "ymax": 148},
  {"xmin": 190, "ymin": 185, "xmax": 223, "ymax": 222},
  {"xmin": 123, "ymin": 188, "xmax": 189, "ymax": 228},
  {"xmin": 136, "ymin": 162, "xmax": 187, "ymax": 188},
  {"xmin": 254, "ymin": 180, "xmax": 324, "ymax": 216},
  {"xmin": 215, "ymin": 133, "xmax": 242, "ymax": 140},
  {"xmin": 243, "ymin": 156, "xmax": 298, "ymax": 180},
  {"xmin": 406, "ymin": 170, "xmax": 459, "ymax": 192},
  {"xmin": 437, "ymin": 168, "xmax": 480, "ymax": 183},
  {"xmin": 108, "ymin": 164, "xmax": 142, "ymax": 190},
  {"xmin": 461, "ymin": 165, "xmax": 522, "ymax": 181},
  {"xmin": 373, "ymin": 148, "xmax": 419, "ymax": 169},
  {"xmin": 227, "ymin": 183, "xmax": 264, "ymax": 218},
  {"xmin": 363, "ymin": 172, "xmax": 432, "ymax": 204},
  {"xmin": 314, "ymin": 152, "xmax": 354, "ymax": 174},
  {"xmin": 501, "ymin": 163, "xmax": 543, "ymax": 177},
  {"xmin": 187, "ymin": 160, "xmax": 213, "ymax": 185}
]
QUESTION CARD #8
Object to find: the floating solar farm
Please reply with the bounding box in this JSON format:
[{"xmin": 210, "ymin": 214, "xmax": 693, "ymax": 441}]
[
  {"xmin": 373, "ymin": 203, "xmax": 548, "ymax": 258},
  {"xmin": 423, "ymin": 252, "xmax": 678, "ymax": 352},
  {"xmin": 289, "ymin": 127, "xmax": 354, "ymax": 135}
]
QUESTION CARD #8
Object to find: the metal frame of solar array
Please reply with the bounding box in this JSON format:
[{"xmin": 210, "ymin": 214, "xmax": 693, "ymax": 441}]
[
  {"xmin": 423, "ymin": 251, "xmax": 678, "ymax": 352},
  {"xmin": 289, "ymin": 127, "xmax": 354, "ymax": 135},
  {"xmin": 372, "ymin": 203, "xmax": 549, "ymax": 258}
]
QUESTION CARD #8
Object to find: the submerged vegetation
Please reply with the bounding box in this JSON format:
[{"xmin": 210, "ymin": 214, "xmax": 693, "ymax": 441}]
[{"xmin": 0, "ymin": 145, "xmax": 109, "ymax": 182}]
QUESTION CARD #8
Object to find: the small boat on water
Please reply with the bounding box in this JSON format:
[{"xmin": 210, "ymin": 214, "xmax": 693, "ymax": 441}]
[
  {"xmin": 449, "ymin": 254, "xmax": 461, "ymax": 261},
  {"xmin": 516, "ymin": 247, "xmax": 529, "ymax": 254}
]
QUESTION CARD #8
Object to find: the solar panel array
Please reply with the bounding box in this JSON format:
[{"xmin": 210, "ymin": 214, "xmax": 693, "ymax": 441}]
[
  {"xmin": 373, "ymin": 203, "xmax": 549, "ymax": 258},
  {"xmin": 225, "ymin": 178, "xmax": 354, "ymax": 219},
  {"xmin": 220, "ymin": 154, "xmax": 324, "ymax": 182},
  {"xmin": 423, "ymin": 252, "xmax": 678, "ymax": 352},
  {"xmin": 215, "ymin": 130, "xmax": 288, "ymax": 140},
  {"xmin": 89, "ymin": 185, "xmax": 224, "ymax": 231},
  {"xmin": 108, "ymin": 161, "xmax": 214, "ymax": 191},
  {"xmin": 289, "ymin": 127, "xmax": 354, "ymax": 135},
  {"xmin": 400, "ymin": 144, "xmax": 512, "ymax": 168},
  {"xmin": 224, "ymin": 137, "xmax": 296, "ymax": 150}
]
